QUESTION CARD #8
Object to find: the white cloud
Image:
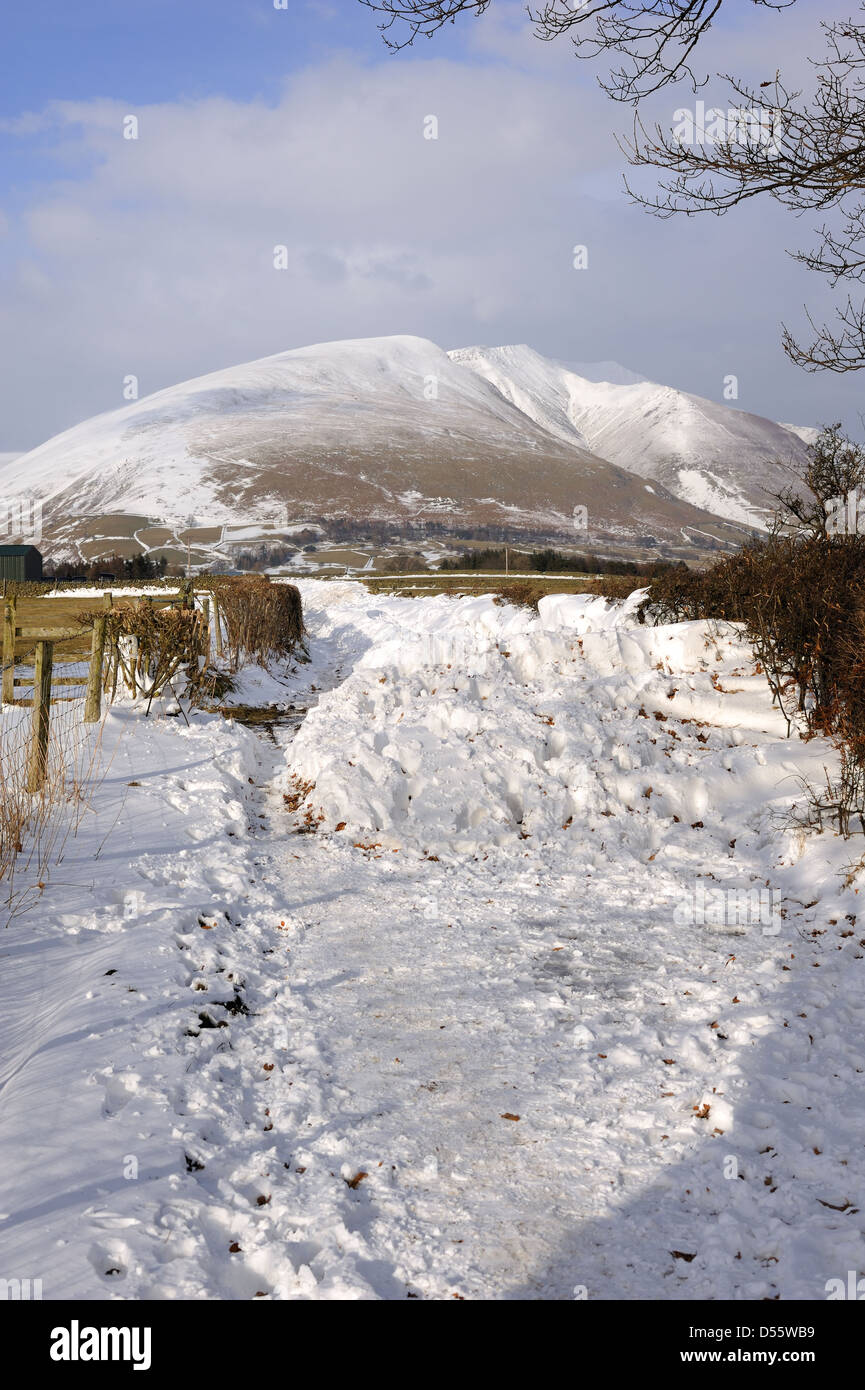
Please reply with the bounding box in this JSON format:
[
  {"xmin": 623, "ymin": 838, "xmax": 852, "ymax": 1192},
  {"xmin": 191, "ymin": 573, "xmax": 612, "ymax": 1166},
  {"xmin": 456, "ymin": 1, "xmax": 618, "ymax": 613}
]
[{"xmin": 0, "ymin": 37, "xmax": 856, "ymax": 450}]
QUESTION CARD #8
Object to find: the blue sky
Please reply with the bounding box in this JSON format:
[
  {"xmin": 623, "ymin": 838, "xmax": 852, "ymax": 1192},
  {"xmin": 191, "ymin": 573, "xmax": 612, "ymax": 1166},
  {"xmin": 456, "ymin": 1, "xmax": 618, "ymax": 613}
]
[
  {"xmin": 1, "ymin": 1, "xmax": 380, "ymax": 194},
  {"xmin": 1, "ymin": 0, "xmax": 473, "ymax": 119},
  {"xmin": 3, "ymin": 2, "xmax": 363, "ymax": 107},
  {"xmin": 0, "ymin": 0, "xmax": 860, "ymax": 449}
]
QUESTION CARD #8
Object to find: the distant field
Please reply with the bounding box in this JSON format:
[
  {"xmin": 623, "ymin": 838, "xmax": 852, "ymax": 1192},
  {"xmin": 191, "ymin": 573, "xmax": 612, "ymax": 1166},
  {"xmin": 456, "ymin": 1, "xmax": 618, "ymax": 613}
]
[{"xmin": 358, "ymin": 571, "xmax": 643, "ymax": 601}]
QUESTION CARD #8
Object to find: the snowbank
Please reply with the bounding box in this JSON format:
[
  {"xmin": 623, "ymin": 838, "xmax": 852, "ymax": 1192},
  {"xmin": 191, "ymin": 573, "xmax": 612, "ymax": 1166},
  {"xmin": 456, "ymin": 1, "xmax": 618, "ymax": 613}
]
[
  {"xmin": 284, "ymin": 588, "xmax": 800, "ymax": 856},
  {"xmin": 535, "ymin": 588, "xmax": 647, "ymax": 631},
  {"xmin": 2, "ymin": 577, "xmax": 862, "ymax": 1303}
]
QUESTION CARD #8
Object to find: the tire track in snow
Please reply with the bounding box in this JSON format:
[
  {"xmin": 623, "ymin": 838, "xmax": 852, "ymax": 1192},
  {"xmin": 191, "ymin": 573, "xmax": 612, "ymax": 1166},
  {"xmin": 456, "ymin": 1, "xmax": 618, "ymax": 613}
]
[{"xmin": 6, "ymin": 581, "xmax": 861, "ymax": 1301}]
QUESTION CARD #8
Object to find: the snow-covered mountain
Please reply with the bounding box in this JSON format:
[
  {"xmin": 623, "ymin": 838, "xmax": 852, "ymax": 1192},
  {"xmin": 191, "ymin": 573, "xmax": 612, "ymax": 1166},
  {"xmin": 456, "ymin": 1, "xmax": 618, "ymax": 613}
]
[
  {"xmin": 0, "ymin": 335, "xmax": 747, "ymax": 559},
  {"xmin": 779, "ymin": 422, "xmax": 821, "ymax": 447},
  {"xmin": 450, "ymin": 344, "xmax": 812, "ymax": 528},
  {"xmin": 556, "ymin": 360, "xmax": 648, "ymax": 388}
]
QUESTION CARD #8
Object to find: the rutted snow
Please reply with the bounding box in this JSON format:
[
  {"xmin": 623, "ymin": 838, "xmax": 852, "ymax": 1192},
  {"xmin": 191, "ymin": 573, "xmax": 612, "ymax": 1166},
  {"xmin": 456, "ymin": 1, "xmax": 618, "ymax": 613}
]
[
  {"xmin": 1, "ymin": 579, "xmax": 862, "ymax": 1301},
  {"xmin": 285, "ymin": 589, "xmax": 791, "ymax": 852}
]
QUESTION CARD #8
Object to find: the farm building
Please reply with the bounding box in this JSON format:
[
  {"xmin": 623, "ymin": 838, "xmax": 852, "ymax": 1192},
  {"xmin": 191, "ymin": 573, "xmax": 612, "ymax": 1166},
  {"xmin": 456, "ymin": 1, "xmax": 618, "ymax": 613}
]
[{"xmin": 0, "ymin": 545, "xmax": 43, "ymax": 581}]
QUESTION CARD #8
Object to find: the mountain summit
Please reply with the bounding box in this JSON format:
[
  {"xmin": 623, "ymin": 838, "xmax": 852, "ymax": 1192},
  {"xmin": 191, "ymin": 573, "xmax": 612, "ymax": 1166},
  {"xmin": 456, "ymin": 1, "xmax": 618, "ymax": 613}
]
[{"xmin": 0, "ymin": 334, "xmax": 810, "ymax": 560}]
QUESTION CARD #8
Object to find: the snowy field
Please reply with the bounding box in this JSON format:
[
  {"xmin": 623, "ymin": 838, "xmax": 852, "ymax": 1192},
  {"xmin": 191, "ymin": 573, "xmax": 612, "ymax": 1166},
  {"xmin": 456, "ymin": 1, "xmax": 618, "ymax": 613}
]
[{"xmin": 0, "ymin": 579, "xmax": 863, "ymax": 1301}]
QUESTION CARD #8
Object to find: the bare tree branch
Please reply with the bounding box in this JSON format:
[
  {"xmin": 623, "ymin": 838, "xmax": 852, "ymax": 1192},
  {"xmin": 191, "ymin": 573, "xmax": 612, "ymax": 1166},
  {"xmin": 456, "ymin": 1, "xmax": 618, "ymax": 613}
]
[
  {"xmin": 359, "ymin": 1, "xmax": 796, "ymax": 101},
  {"xmin": 356, "ymin": 0, "xmax": 865, "ymax": 372},
  {"xmin": 617, "ymin": 16, "xmax": 865, "ymax": 368}
]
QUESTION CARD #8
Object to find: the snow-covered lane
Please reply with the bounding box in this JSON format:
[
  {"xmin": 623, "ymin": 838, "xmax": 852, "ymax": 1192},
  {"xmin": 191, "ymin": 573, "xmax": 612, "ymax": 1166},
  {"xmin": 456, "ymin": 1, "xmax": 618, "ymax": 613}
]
[
  {"xmin": 1, "ymin": 579, "xmax": 863, "ymax": 1301},
  {"xmin": 268, "ymin": 582, "xmax": 865, "ymax": 1298},
  {"xmin": 251, "ymin": 811, "xmax": 865, "ymax": 1300}
]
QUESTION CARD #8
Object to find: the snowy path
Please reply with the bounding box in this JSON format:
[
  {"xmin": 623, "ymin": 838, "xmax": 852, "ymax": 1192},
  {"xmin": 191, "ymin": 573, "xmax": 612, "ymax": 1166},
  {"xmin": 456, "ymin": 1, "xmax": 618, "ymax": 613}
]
[
  {"xmin": 1, "ymin": 580, "xmax": 864, "ymax": 1301},
  {"xmin": 167, "ymin": 801, "xmax": 863, "ymax": 1302}
]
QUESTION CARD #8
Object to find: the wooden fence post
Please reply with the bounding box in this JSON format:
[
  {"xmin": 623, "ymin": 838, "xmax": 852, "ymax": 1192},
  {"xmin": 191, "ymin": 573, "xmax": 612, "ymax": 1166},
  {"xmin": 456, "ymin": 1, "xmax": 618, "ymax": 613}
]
[
  {"xmin": 212, "ymin": 593, "xmax": 224, "ymax": 657},
  {"xmin": 84, "ymin": 616, "xmax": 107, "ymax": 723},
  {"xmin": 127, "ymin": 635, "xmax": 139, "ymax": 697},
  {"xmin": 199, "ymin": 595, "xmax": 210, "ymax": 660},
  {"xmin": 2, "ymin": 598, "xmax": 16, "ymax": 704},
  {"xmin": 27, "ymin": 639, "xmax": 53, "ymax": 792}
]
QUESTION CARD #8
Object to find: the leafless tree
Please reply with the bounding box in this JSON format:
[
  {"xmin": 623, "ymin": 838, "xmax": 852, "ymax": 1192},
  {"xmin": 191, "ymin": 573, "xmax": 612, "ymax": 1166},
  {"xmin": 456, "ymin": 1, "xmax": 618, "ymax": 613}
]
[
  {"xmin": 359, "ymin": 1, "xmax": 793, "ymax": 102},
  {"xmin": 358, "ymin": 1, "xmax": 865, "ymax": 374},
  {"xmin": 622, "ymin": 18, "xmax": 865, "ymax": 372},
  {"xmin": 770, "ymin": 424, "xmax": 865, "ymax": 537}
]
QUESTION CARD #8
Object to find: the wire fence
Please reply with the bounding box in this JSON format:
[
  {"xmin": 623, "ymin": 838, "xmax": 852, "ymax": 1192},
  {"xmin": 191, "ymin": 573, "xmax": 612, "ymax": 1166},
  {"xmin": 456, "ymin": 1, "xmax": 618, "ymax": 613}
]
[
  {"xmin": 0, "ymin": 660, "xmax": 111, "ymax": 926},
  {"xmin": 0, "ymin": 577, "xmax": 304, "ymax": 924},
  {"xmin": 0, "ymin": 592, "xmax": 188, "ymax": 924}
]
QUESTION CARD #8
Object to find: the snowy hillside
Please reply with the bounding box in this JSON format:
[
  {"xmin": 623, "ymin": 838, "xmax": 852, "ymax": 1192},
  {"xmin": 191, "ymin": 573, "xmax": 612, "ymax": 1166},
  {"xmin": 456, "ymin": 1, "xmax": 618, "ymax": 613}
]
[
  {"xmin": 558, "ymin": 360, "xmax": 648, "ymax": 387},
  {"xmin": 779, "ymin": 422, "xmax": 821, "ymax": 447},
  {"xmin": 451, "ymin": 345, "xmax": 812, "ymax": 528},
  {"xmin": 5, "ymin": 336, "xmax": 565, "ymax": 524},
  {"xmin": 0, "ymin": 336, "xmax": 748, "ymax": 558}
]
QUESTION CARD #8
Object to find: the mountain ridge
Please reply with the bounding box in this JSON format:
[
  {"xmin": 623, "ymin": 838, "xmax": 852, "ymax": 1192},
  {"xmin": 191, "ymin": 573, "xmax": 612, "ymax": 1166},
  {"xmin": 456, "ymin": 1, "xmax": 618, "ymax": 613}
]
[
  {"xmin": 0, "ymin": 333, "xmax": 810, "ymax": 562},
  {"xmin": 450, "ymin": 343, "xmax": 812, "ymax": 528}
]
